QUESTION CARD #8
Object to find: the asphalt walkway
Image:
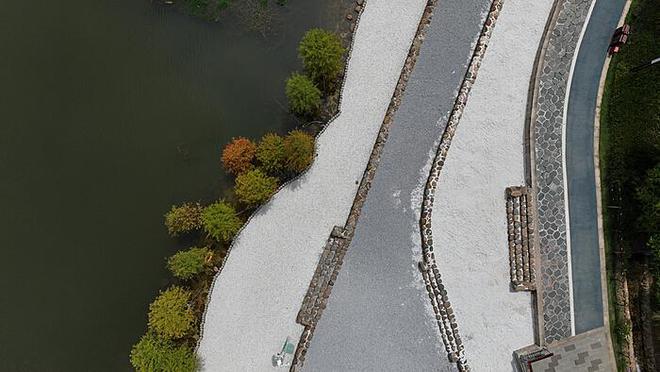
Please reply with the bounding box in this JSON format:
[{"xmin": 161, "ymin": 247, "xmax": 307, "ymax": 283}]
[
  {"xmin": 302, "ymin": 1, "xmax": 491, "ymax": 370},
  {"xmin": 566, "ymin": 0, "xmax": 626, "ymax": 334}
]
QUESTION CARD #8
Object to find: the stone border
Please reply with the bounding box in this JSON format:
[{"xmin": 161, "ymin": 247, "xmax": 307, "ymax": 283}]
[
  {"xmin": 527, "ymin": 0, "xmax": 593, "ymax": 345},
  {"xmin": 418, "ymin": 1, "xmax": 504, "ymax": 370},
  {"xmin": 195, "ymin": 0, "xmax": 367, "ymax": 354},
  {"xmin": 295, "ymin": 226, "xmax": 348, "ymax": 327},
  {"xmin": 287, "ymin": 1, "xmax": 441, "ymax": 370}
]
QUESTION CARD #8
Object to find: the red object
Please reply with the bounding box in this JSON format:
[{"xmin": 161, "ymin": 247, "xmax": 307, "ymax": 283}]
[{"xmin": 608, "ymin": 24, "xmax": 630, "ymax": 55}]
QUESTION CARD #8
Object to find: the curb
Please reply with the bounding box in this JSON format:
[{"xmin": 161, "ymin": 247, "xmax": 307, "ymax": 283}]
[{"xmin": 417, "ymin": 1, "xmax": 504, "ymax": 370}]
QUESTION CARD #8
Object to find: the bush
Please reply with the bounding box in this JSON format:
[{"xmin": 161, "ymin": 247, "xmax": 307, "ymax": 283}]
[
  {"xmin": 130, "ymin": 333, "xmax": 197, "ymax": 372},
  {"xmin": 167, "ymin": 247, "xmax": 212, "ymax": 280},
  {"xmin": 256, "ymin": 133, "xmax": 286, "ymax": 174},
  {"xmin": 222, "ymin": 137, "xmax": 257, "ymax": 175},
  {"xmin": 285, "ymin": 73, "xmax": 321, "ymax": 116},
  {"xmin": 164, "ymin": 203, "xmax": 203, "ymax": 237},
  {"xmin": 284, "ymin": 130, "xmax": 315, "ymax": 173},
  {"xmin": 202, "ymin": 200, "xmax": 242, "ymax": 242},
  {"xmin": 234, "ymin": 169, "xmax": 279, "ymax": 207},
  {"xmin": 147, "ymin": 286, "xmax": 195, "ymax": 340},
  {"xmin": 298, "ymin": 29, "xmax": 345, "ymax": 87},
  {"xmin": 636, "ymin": 163, "xmax": 660, "ymax": 234}
]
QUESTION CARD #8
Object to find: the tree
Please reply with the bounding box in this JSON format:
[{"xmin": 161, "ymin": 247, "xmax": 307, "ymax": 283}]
[
  {"xmin": 202, "ymin": 200, "xmax": 242, "ymax": 242},
  {"xmin": 148, "ymin": 286, "xmax": 195, "ymax": 340},
  {"xmin": 256, "ymin": 133, "xmax": 286, "ymax": 174},
  {"xmin": 298, "ymin": 29, "xmax": 345, "ymax": 88},
  {"xmin": 221, "ymin": 137, "xmax": 257, "ymax": 175},
  {"xmin": 285, "ymin": 73, "xmax": 321, "ymax": 116},
  {"xmin": 164, "ymin": 203, "xmax": 203, "ymax": 237},
  {"xmin": 234, "ymin": 169, "xmax": 279, "ymax": 206},
  {"xmin": 284, "ymin": 130, "xmax": 315, "ymax": 173},
  {"xmin": 130, "ymin": 333, "xmax": 197, "ymax": 372},
  {"xmin": 167, "ymin": 247, "xmax": 212, "ymax": 280},
  {"xmin": 636, "ymin": 163, "xmax": 660, "ymax": 234}
]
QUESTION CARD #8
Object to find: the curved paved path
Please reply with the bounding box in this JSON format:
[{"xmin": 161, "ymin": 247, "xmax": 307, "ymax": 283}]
[
  {"xmin": 565, "ymin": 0, "xmax": 626, "ymax": 334},
  {"xmin": 302, "ymin": 1, "xmax": 491, "ymax": 370},
  {"xmin": 197, "ymin": 1, "xmax": 428, "ymax": 370}
]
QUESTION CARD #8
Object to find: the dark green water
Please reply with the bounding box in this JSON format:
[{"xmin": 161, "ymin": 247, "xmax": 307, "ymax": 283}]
[{"xmin": 0, "ymin": 1, "xmax": 341, "ymax": 370}]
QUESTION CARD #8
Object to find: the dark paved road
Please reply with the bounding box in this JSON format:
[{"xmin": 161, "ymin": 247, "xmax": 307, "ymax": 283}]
[
  {"xmin": 302, "ymin": 0, "xmax": 491, "ymax": 370},
  {"xmin": 566, "ymin": 0, "xmax": 626, "ymax": 334}
]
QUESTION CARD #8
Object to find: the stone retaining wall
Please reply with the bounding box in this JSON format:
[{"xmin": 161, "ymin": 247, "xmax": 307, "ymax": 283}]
[{"xmin": 418, "ymin": 1, "xmax": 504, "ymax": 371}]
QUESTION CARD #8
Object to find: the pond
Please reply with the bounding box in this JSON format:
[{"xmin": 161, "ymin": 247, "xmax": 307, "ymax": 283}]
[{"xmin": 0, "ymin": 0, "xmax": 344, "ymax": 369}]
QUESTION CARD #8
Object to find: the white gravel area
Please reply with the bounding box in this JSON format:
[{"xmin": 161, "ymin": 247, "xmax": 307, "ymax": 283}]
[
  {"xmin": 430, "ymin": 1, "xmax": 554, "ymax": 370},
  {"xmin": 197, "ymin": 1, "xmax": 427, "ymax": 370}
]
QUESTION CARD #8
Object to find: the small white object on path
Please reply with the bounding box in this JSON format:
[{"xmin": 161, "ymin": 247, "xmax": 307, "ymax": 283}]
[
  {"xmin": 430, "ymin": 0, "xmax": 554, "ymax": 370},
  {"xmin": 197, "ymin": 1, "xmax": 427, "ymax": 370}
]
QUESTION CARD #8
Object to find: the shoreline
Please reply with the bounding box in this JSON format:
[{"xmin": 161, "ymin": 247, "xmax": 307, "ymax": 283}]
[{"xmin": 196, "ymin": 1, "xmax": 429, "ymax": 370}]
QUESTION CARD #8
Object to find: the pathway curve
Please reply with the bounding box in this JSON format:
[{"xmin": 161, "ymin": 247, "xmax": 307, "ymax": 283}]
[
  {"xmin": 565, "ymin": 0, "xmax": 626, "ymax": 334},
  {"xmin": 301, "ymin": 1, "xmax": 492, "ymax": 371},
  {"xmin": 197, "ymin": 1, "xmax": 428, "ymax": 370}
]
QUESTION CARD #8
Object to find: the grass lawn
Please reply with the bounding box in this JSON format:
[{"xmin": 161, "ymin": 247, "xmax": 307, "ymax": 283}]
[{"xmin": 599, "ymin": 0, "xmax": 660, "ymax": 369}]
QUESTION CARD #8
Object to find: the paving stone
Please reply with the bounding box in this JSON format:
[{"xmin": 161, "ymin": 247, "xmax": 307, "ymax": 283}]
[{"xmin": 532, "ymin": 0, "xmax": 592, "ymax": 344}]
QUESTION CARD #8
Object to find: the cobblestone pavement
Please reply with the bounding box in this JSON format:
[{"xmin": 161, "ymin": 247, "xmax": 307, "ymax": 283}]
[
  {"xmin": 530, "ymin": 327, "xmax": 612, "ymax": 371},
  {"xmin": 531, "ymin": 0, "xmax": 592, "ymax": 344}
]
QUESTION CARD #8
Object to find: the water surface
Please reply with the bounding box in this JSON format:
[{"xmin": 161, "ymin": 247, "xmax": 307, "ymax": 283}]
[{"xmin": 0, "ymin": 0, "xmax": 340, "ymax": 370}]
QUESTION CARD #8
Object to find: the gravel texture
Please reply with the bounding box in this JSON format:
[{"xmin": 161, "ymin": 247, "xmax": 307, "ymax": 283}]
[
  {"xmin": 196, "ymin": 1, "xmax": 427, "ymax": 370},
  {"xmin": 429, "ymin": 0, "xmax": 554, "ymax": 370}
]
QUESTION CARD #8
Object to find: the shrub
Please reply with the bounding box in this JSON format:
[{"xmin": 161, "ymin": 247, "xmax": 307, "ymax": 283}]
[
  {"xmin": 164, "ymin": 203, "xmax": 203, "ymax": 237},
  {"xmin": 130, "ymin": 333, "xmax": 197, "ymax": 372},
  {"xmin": 234, "ymin": 169, "xmax": 279, "ymax": 206},
  {"xmin": 284, "ymin": 130, "xmax": 315, "ymax": 173},
  {"xmin": 285, "ymin": 73, "xmax": 321, "ymax": 116},
  {"xmin": 221, "ymin": 137, "xmax": 257, "ymax": 175},
  {"xmin": 298, "ymin": 29, "xmax": 345, "ymax": 87},
  {"xmin": 167, "ymin": 247, "xmax": 212, "ymax": 280},
  {"xmin": 256, "ymin": 133, "xmax": 286, "ymax": 174},
  {"xmin": 147, "ymin": 286, "xmax": 195, "ymax": 340},
  {"xmin": 202, "ymin": 200, "xmax": 242, "ymax": 242}
]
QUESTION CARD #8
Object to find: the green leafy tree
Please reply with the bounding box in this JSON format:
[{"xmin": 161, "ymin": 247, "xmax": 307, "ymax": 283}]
[
  {"xmin": 284, "ymin": 130, "xmax": 315, "ymax": 173},
  {"xmin": 298, "ymin": 29, "xmax": 345, "ymax": 87},
  {"xmin": 285, "ymin": 73, "xmax": 321, "ymax": 116},
  {"xmin": 202, "ymin": 200, "xmax": 242, "ymax": 242},
  {"xmin": 222, "ymin": 137, "xmax": 257, "ymax": 175},
  {"xmin": 257, "ymin": 133, "xmax": 286, "ymax": 174},
  {"xmin": 164, "ymin": 203, "xmax": 203, "ymax": 237},
  {"xmin": 130, "ymin": 333, "xmax": 197, "ymax": 372},
  {"xmin": 636, "ymin": 163, "xmax": 660, "ymax": 234},
  {"xmin": 167, "ymin": 247, "xmax": 212, "ymax": 280},
  {"xmin": 234, "ymin": 169, "xmax": 279, "ymax": 206},
  {"xmin": 147, "ymin": 286, "xmax": 195, "ymax": 340}
]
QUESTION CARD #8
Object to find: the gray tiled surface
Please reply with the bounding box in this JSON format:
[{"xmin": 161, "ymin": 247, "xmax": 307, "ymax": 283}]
[
  {"xmin": 532, "ymin": 0, "xmax": 592, "ymax": 344},
  {"xmin": 531, "ymin": 327, "xmax": 611, "ymax": 371}
]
